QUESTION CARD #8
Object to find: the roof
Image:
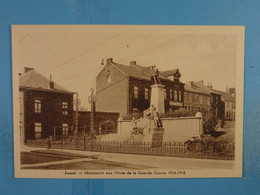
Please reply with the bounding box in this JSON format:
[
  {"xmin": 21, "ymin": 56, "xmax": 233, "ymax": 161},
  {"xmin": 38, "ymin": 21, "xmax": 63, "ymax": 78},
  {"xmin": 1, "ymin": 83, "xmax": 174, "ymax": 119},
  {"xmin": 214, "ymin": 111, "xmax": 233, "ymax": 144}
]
[
  {"xmin": 111, "ymin": 62, "xmax": 173, "ymax": 81},
  {"xmin": 19, "ymin": 70, "xmax": 73, "ymax": 94},
  {"xmin": 189, "ymin": 81, "xmax": 217, "ymax": 95},
  {"xmin": 161, "ymin": 69, "xmax": 180, "ymax": 77},
  {"xmin": 213, "ymin": 89, "xmax": 235, "ymax": 102},
  {"xmin": 184, "ymin": 84, "xmax": 209, "ymax": 95},
  {"xmin": 188, "ymin": 81, "xmax": 235, "ymax": 101}
]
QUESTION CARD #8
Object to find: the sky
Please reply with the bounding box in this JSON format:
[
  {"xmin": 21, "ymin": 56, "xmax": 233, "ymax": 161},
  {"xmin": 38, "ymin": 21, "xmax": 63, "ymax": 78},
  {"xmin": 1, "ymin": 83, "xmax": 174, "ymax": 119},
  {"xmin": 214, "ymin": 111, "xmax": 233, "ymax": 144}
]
[{"xmin": 12, "ymin": 25, "xmax": 239, "ymax": 109}]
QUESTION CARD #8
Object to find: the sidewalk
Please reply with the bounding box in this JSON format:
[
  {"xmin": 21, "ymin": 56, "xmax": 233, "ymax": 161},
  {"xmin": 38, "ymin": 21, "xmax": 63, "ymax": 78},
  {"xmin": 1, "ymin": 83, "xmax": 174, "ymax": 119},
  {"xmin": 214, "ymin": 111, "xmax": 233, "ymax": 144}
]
[{"xmin": 21, "ymin": 145, "xmax": 234, "ymax": 170}]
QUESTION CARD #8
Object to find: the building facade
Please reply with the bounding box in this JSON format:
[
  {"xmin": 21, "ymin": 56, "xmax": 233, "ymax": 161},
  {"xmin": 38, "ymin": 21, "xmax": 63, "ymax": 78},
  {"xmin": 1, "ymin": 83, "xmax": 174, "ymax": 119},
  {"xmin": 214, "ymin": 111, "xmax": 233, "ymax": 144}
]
[
  {"xmin": 19, "ymin": 68, "xmax": 74, "ymax": 143},
  {"xmin": 214, "ymin": 89, "xmax": 236, "ymax": 121},
  {"xmin": 96, "ymin": 58, "xmax": 184, "ymax": 116},
  {"xmin": 184, "ymin": 84, "xmax": 211, "ymax": 112},
  {"xmin": 186, "ymin": 81, "xmax": 225, "ymax": 120}
]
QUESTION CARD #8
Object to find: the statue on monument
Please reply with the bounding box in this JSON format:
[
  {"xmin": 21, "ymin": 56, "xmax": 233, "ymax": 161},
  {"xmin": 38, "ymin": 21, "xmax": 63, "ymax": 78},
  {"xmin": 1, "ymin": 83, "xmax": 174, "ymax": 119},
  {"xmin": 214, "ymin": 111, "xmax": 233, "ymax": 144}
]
[
  {"xmin": 131, "ymin": 117, "xmax": 144, "ymax": 134},
  {"xmin": 152, "ymin": 65, "xmax": 161, "ymax": 85},
  {"xmin": 131, "ymin": 104, "xmax": 163, "ymax": 135},
  {"xmin": 143, "ymin": 105, "xmax": 163, "ymax": 128}
]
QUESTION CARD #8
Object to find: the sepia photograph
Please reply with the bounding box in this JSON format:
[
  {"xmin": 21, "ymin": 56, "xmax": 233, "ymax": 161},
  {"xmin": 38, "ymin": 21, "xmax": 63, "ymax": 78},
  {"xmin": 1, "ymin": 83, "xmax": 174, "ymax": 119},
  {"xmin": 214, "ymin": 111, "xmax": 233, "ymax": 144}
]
[{"xmin": 12, "ymin": 25, "xmax": 244, "ymax": 178}]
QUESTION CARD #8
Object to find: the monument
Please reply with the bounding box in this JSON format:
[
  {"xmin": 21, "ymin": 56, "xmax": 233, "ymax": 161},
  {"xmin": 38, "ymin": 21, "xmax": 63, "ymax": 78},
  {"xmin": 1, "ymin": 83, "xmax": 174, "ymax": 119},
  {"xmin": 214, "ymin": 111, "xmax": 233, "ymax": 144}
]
[
  {"xmin": 101, "ymin": 65, "xmax": 202, "ymax": 144},
  {"xmin": 150, "ymin": 65, "xmax": 165, "ymax": 115}
]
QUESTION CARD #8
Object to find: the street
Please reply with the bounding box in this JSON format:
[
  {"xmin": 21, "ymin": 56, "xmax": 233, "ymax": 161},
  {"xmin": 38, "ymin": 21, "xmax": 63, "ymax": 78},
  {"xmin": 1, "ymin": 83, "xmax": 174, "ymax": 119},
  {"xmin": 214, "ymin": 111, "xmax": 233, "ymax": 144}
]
[{"xmin": 20, "ymin": 145, "xmax": 234, "ymax": 170}]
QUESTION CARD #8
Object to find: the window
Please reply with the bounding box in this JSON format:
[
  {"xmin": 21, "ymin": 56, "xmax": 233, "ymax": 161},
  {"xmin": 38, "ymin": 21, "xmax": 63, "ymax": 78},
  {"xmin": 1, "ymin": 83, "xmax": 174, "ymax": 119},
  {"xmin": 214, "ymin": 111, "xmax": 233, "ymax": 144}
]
[
  {"xmin": 174, "ymin": 90, "xmax": 178, "ymax": 101},
  {"xmin": 132, "ymin": 108, "xmax": 139, "ymax": 114},
  {"xmin": 144, "ymin": 88, "xmax": 149, "ymax": 100},
  {"xmin": 226, "ymin": 111, "xmax": 230, "ymax": 118},
  {"xmin": 133, "ymin": 86, "xmax": 138, "ymax": 99},
  {"xmin": 34, "ymin": 123, "xmax": 42, "ymax": 139},
  {"xmin": 107, "ymin": 74, "xmax": 111, "ymax": 83},
  {"xmin": 34, "ymin": 99, "xmax": 41, "ymax": 113},
  {"xmin": 184, "ymin": 93, "xmax": 188, "ymax": 102},
  {"xmin": 62, "ymin": 123, "xmax": 69, "ymax": 135},
  {"xmin": 164, "ymin": 89, "xmax": 166, "ymax": 100},
  {"xmin": 179, "ymin": 91, "xmax": 182, "ymax": 102},
  {"xmin": 170, "ymin": 89, "xmax": 173, "ymax": 100},
  {"xmin": 62, "ymin": 102, "xmax": 68, "ymax": 115},
  {"xmin": 207, "ymin": 98, "xmax": 210, "ymax": 105},
  {"xmin": 200, "ymin": 96, "xmax": 203, "ymax": 104}
]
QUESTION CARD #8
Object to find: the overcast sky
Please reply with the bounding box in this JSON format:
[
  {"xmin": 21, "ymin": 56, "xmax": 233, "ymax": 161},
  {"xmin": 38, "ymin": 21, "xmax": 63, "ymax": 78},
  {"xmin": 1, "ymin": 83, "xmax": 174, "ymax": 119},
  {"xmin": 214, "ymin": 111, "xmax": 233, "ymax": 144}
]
[{"xmin": 12, "ymin": 25, "xmax": 239, "ymax": 109}]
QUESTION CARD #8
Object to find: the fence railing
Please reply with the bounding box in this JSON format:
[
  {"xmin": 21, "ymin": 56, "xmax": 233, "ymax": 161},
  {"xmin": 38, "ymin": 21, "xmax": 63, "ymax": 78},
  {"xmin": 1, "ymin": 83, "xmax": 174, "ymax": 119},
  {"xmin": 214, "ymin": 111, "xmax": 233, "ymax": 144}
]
[{"xmin": 25, "ymin": 138, "xmax": 235, "ymax": 160}]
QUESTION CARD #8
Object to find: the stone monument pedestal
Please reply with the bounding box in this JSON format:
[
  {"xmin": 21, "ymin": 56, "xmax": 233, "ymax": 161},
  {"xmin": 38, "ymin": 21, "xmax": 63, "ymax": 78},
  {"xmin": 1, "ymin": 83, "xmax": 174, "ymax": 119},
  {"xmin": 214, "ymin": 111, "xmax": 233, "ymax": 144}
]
[{"xmin": 150, "ymin": 84, "xmax": 165, "ymax": 115}]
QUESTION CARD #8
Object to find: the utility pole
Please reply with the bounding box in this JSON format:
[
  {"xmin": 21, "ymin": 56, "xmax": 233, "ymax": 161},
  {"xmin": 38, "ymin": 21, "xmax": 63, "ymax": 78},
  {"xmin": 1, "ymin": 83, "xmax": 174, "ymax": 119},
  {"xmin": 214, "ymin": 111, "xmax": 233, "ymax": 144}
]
[
  {"xmin": 74, "ymin": 92, "xmax": 79, "ymax": 136},
  {"xmin": 89, "ymin": 88, "xmax": 96, "ymax": 136}
]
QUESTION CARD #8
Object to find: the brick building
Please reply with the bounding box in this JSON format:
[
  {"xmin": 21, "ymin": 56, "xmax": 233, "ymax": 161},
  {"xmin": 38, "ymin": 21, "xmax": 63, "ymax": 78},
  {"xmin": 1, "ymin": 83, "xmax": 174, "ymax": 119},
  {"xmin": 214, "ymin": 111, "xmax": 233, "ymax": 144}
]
[
  {"xmin": 96, "ymin": 58, "xmax": 184, "ymax": 116},
  {"xmin": 19, "ymin": 68, "xmax": 74, "ymax": 143},
  {"xmin": 184, "ymin": 84, "xmax": 211, "ymax": 112},
  {"xmin": 187, "ymin": 81, "xmax": 225, "ymax": 120},
  {"xmin": 214, "ymin": 89, "xmax": 236, "ymax": 121}
]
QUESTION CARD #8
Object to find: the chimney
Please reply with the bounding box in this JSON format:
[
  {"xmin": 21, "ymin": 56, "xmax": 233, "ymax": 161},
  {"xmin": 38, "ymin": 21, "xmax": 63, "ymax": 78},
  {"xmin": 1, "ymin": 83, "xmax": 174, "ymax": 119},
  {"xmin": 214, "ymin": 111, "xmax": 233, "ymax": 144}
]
[
  {"xmin": 49, "ymin": 75, "xmax": 54, "ymax": 89},
  {"xmin": 106, "ymin": 58, "xmax": 113, "ymax": 64},
  {"xmin": 198, "ymin": 80, "xmax": 204, "ymax": 85},
  {"xmin": 189, "ymin": 81, "xmax": 194, "ymax": 87},
  {"xmin": 130, "ymin": 61, "xmax": 136, "ymax": 67},
  {"xmin": 226, "ymin": 86, "xmax": 229, "ymax": 93},
  {"xmin": 207, "ymin": 82, "xmax": 213, "ymax": 89},
  {"xmin": 24, "ymin": 67, "xmax": 34, "ymax": 73}
]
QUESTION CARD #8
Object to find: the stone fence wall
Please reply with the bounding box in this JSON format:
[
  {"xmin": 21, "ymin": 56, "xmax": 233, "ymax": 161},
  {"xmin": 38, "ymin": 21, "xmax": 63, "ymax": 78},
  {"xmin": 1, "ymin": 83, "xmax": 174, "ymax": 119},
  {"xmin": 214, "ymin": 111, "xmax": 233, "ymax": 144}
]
[{"xmin": 117, "ymin": 116, "xmax": 203, "ymax": 142}]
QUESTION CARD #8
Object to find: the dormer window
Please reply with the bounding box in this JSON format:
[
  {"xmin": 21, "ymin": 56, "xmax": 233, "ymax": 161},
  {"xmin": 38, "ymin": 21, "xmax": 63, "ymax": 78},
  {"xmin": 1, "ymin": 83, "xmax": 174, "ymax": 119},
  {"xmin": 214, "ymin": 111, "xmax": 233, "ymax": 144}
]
[
  {"xmin": 174, "ymin": 75, "xmax": 180, "ymax": 82},
  {"xmin": 107, "ymin": 74, "xmax": 111, "ymax": 83}
]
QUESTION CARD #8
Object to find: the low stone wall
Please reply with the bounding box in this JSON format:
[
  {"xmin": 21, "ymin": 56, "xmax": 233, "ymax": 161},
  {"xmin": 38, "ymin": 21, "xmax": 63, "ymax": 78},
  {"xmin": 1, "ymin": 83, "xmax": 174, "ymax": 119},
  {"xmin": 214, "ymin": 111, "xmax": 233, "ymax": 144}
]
[
  {"xmin": 161, "ymin": 117, "xmax": 203, "ymax": 142},
  {"xmin": 116, "ymin": 116, "xmax": 203, "ymax": 142}
]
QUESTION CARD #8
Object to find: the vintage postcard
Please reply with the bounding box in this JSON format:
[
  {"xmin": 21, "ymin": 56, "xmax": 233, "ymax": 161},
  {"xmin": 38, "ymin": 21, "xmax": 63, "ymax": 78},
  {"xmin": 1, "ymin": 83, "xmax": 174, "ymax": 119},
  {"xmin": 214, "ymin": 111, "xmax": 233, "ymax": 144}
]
[{"xmin": 12, "ymin": 25, "xmax": 244, "ymax": 178}]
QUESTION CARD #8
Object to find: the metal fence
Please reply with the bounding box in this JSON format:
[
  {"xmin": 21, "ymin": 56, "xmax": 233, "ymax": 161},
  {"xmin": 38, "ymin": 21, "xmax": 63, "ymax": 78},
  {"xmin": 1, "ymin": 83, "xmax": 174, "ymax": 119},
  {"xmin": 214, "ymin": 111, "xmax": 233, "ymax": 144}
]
[{"xmin": 25, "ymin": 138, "xmax": 235, "ymax": 160}]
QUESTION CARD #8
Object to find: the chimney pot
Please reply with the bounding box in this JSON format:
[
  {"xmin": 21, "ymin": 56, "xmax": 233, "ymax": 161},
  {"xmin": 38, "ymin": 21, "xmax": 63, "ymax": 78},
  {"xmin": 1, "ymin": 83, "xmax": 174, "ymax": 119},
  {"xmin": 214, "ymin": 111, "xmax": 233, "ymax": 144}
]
[
  {"xmin": 107, "ymin": 58, "xmax": 113, "ymax": 64},
  {"xmin": 130, "ymin": 61, "xmax": 136, "ymax": 67},
  {"xmin": 49, "ymin": 75, "xmax": 54, "ymax": 89},
  {"xmin": 24, "ymin": 67, "xmax": 34, "ymax": 73}
]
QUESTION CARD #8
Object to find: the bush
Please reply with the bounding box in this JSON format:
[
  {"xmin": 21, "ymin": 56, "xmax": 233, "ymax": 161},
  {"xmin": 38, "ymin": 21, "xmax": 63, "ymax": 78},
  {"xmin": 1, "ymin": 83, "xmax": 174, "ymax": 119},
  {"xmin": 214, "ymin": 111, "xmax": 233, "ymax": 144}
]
[
  {"xmin": 161, "ymin": 108, "xmax": 195, "ymax": 118},
  {"xmin": 202, "ymin": 111, "xmax": 218, "ymax": 134},
  {"xmin": 185, "ymin": 136, "xmax": 234, "ymax": 158},
  {"xmin": 121, "ymin": 112, "xmax": 143, "ymax": 120}
]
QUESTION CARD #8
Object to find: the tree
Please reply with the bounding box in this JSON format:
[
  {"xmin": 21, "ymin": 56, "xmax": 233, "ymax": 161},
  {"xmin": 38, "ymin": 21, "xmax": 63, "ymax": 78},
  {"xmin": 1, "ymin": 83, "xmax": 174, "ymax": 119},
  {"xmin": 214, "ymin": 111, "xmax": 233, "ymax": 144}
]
[{"xmin": 200, "ymin": 109, "xmax": 218, "ymax": 134}]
